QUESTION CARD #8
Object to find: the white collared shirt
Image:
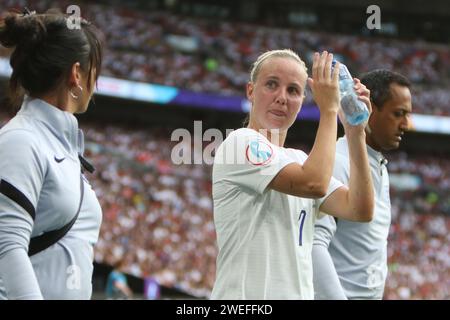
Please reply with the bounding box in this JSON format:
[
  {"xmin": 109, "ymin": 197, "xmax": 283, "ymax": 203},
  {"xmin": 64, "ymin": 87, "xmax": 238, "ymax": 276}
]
[
  {"xmin": 313, "ymin": 136, "xmax": 391, "ymax": 299},
  {"xmin": 211, "ymin": 128, "xmax": 343, "ymax": 299},
  {"xmin": 0, "ymin": 97, "xmax": 102, "ymax": 299}
]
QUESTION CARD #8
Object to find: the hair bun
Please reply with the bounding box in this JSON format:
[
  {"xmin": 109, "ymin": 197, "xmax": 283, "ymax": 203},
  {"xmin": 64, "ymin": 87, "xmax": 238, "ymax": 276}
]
[{"xmin": 0, "ymin": 13, "xmax": 47, "ymax": 48}]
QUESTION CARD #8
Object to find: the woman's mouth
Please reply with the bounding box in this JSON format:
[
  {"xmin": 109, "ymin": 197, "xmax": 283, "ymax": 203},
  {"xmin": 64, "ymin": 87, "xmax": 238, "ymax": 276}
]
[{"xmin": 269, "ymin": 110, "xmax": 287, "ymax": 117}]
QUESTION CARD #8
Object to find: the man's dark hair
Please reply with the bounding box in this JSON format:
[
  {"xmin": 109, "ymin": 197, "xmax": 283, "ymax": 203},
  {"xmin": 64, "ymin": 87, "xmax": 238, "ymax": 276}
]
[{"xmin": 360, "ymin": 69, "xmax": 411, "ymax": 109}]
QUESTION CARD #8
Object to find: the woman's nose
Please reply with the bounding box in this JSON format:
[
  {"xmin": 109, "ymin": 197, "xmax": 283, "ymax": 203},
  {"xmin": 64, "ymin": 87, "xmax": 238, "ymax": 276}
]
[{"xmin": 275, "ymin": 89, "xmax": 287, "ymax": 105}]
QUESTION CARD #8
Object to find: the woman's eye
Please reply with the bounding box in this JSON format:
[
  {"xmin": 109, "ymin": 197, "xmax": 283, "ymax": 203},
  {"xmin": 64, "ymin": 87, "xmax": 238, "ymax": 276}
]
[
  {"xmin": 266, "ymin": 80, "xmax": 277, "ymax": 89},
  {"xmin": 289, "ymin": 87, "xmax": 300, "ymax": 95}
]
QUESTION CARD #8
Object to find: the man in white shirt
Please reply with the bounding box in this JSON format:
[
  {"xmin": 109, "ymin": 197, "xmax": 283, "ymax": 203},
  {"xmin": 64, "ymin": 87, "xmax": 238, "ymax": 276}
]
[{"xmin": 313, "ymin": 70, "xmax": 412, "ymax": 300}]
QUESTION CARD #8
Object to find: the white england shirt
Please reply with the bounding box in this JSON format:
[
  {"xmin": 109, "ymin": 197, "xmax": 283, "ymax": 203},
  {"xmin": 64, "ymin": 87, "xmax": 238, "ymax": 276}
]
[{"xmin": 211, "ymin": 128, "xmax": 342, "ymax": 300}]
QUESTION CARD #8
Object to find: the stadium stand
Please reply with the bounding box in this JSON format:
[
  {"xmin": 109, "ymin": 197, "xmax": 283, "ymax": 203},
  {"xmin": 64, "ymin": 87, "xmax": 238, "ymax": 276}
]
[
  {"xmin": 80, "ymin": 122, "xmax": 449, "ymax": 299},
  {"xmin": 0, "ymin": 0, "xmax": 449, "ymax": 116}
]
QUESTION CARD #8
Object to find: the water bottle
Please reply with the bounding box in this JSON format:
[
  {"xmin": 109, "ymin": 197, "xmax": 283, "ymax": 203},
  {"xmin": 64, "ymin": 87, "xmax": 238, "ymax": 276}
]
[{"xmin": 332, "ymin": 60, "xmax": 369, "ymax": 126}]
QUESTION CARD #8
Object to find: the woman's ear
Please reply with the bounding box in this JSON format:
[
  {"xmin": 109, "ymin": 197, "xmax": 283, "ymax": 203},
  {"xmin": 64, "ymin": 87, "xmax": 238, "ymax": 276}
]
[
  {"xmin": 246, "ymin": 82, "xmax": 254, "ymax": 103},
  {"xmin": 68, "ymin": 62, "xmax": 82, "ymax": 87}
]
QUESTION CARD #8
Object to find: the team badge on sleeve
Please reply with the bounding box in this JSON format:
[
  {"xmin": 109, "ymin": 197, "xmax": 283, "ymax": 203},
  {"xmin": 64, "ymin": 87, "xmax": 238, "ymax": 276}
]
[{"xmin": 246, "ymin": 140, "xmax": 274, "ymax": 165}]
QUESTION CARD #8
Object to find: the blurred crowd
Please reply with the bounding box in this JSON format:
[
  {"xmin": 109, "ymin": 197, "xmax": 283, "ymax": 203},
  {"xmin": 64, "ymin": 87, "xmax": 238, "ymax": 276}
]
[
  {"xmin": 82, "ymin": 124, "xmax": 216, "ymax": 297},
  {"xmin": 0, "ymin": 107, "xmax": 449, "ymax": 298},
  {"xmin": 0, "ymin": 0, "xmax": 450, "ymax": 116},
  {"xmin": 384, "ymin": 153, "xmax": 450, "ymax": 299},
  {"xmin": 79, "ymin": 122, "xmax": 448, "ymax": 299}
]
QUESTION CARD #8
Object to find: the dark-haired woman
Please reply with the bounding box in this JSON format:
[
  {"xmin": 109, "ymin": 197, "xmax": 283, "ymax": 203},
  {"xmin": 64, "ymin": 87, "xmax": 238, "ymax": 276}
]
[{"xmin": 0, "ymin": 9, "xmax": 103, "ymax": 299}]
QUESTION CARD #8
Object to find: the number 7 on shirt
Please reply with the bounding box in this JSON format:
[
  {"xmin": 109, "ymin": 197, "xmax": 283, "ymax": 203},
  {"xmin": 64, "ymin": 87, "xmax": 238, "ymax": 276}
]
[{"xmin": 298, "ymin": 210, "xmax": 307, "ymax": 246}]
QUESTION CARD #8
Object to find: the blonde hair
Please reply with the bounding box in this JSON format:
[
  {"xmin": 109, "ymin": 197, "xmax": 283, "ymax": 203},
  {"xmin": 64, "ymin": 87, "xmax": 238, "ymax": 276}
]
[{"xmin": 249, "ymin": 49, "xmax": 307, "ymax": 83}]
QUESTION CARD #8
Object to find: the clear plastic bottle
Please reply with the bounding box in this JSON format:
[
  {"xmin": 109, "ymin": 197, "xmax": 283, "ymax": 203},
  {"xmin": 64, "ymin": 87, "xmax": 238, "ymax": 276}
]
[{"xmin": 332, "ymin": 60, "xmax": 369, "ymax": 126}]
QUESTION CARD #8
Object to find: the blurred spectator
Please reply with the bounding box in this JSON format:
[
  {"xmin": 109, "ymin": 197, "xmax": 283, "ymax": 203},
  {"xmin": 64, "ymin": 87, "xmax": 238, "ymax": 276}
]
[{"xmin": 105, "ymin": 258, "xmax": 134, "ymax": 299}]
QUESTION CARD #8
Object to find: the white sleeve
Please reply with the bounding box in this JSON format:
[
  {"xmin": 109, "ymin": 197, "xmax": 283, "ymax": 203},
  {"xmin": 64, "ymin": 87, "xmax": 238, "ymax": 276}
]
[
  {"xmin": 214, "ymin": 130, "xmax": 295, "ymax": 194},
  {"xmin": 0, "ymin": 249, "xmax": 43, "ymax": 299},
  {"xmin": 312, "ymin": 150, "xmax": 350, "ymax": 300},
  {"xmin": 314, "ymin": 151, "xmax": 349, "ymax": 220},
  {"xmin": 0, "ymin": 129, "xmax": 45, "ymax": 299},
  {"xmin": 313, "ymin": 154, "xmax": 343, "ymax": 243},
  {"xmin": 312, "ymin": 244, "xmax": 347, "ymax": 300},
  {"xmin": 315, "ymin": 176, "xmax": 344, "ymax": 211},
  {"xmin": 312, "ymin": 211, "xmax": 347, "ymax": 299},
  {"xmin": 313, "ymin": 214, "xmax": 337, "ymax": 246}
]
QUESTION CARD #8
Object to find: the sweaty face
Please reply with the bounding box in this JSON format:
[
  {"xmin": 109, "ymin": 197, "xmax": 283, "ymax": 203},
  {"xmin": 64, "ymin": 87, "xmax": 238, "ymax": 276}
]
[
  {"xmin": 247, "ymin": 57, "xmax": 307, "ymax": 132},
  {"xmin": 367, "ymin": 83, "xmax": 412, "ymax": 151}
]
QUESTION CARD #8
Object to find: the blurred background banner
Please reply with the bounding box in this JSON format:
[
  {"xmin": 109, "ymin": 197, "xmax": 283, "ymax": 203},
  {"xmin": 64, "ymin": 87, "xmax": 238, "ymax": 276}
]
[{"xmin": 2, "ymin": 57, "xmax": 450, "ymax": 134}]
